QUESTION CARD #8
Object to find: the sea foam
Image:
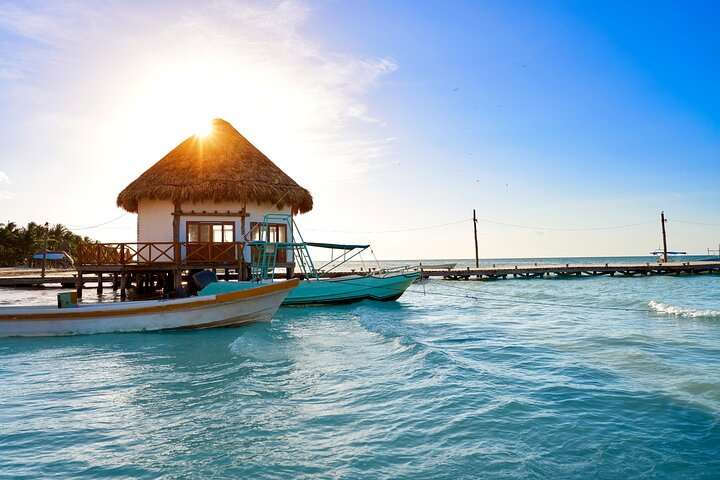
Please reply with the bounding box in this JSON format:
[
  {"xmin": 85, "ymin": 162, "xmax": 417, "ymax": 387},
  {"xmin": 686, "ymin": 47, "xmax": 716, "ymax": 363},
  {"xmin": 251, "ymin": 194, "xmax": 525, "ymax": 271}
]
[{"xmin": 649, "ymin": 300, "xmax": 720, "ymax": 318}]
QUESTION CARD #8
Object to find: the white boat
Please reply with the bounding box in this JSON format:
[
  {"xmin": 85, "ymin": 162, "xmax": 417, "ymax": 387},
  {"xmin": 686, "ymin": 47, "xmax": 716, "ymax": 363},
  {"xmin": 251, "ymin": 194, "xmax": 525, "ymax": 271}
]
[
  {"xmin": 650, "ymin": 250, "xmax": 687, "ymax": 263},
  {"xmin": 420, "ymin": 262, "xmax": 457, "ymax": 270},
  {"xmin": 0, "ymin": 279, "xmax": 298, "ymax": 337}
]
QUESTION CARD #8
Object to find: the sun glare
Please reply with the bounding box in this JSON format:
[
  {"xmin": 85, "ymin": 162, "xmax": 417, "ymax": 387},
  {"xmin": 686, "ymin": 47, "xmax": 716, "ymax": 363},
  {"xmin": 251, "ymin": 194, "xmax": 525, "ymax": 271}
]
[{"xmin": 194, "ymin": 121, "xmax": 214, "ymax": 138}]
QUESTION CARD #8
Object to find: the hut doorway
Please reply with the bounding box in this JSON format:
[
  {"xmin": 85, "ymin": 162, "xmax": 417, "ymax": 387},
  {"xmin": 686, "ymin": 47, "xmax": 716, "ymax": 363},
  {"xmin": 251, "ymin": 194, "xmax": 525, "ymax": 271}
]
[{"xmin": 249, "ymin": 222, "xmax": 287, "ymax": 263}]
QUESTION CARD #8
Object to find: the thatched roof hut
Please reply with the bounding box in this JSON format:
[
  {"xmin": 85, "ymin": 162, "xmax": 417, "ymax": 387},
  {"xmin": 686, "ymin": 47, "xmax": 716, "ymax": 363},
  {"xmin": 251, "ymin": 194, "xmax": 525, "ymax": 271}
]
[{"xmin": 117, "ymin": 119, "xmax": 313, "ymax": 214}]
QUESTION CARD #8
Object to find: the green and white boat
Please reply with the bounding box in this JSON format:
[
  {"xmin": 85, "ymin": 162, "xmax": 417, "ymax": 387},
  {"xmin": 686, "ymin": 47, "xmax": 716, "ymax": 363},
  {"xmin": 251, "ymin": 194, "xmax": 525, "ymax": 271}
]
[{"xmin": 200, "ymin": 214, "xmax": 420, "ymax": 305}]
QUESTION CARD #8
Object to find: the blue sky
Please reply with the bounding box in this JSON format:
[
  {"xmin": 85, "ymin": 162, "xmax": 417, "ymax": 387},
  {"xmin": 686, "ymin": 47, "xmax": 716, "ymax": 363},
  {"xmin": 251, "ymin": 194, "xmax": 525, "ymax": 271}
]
[{"xmin": 0, "ymin": 1, "xmax": 718, "ymax": 258}]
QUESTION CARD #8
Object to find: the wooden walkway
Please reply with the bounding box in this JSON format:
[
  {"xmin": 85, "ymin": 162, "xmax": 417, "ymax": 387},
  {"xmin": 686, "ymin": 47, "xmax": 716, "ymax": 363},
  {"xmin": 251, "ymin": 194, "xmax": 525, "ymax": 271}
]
[
  {"xmin": 2, "ymin": 261, "xmax": 719, "ymax": 289},
  {"xmin": 417, "ymin": 261, "xmax": 720, "ymax": 280},
  {"xmin": 0, "ymin": 274, "xmax": 115, "ymax": 288}
]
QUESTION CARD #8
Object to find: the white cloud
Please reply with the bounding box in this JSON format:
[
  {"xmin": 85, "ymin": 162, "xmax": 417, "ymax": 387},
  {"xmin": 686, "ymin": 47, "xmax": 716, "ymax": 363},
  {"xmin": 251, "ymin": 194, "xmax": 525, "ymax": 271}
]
[
  {"xmin": 0, "ymin": 172, "xmax": 12, "ymax": 200},
  {"xmin": 1, "ymin": 0, "xmax": 397, "ymax": 187}
]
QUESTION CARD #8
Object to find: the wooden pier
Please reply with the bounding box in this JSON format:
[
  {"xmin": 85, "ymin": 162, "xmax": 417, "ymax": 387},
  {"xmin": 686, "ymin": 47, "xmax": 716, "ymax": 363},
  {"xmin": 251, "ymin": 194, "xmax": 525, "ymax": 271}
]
[
  {"xmin": 0, "ymin": 274, "xmax": 107, "ymax": 288},
  {"xmin": 416, "ymin": 261, "xmax": 720, "ymax": 280},
  {"xmin": 3, "ymin": 261, "xmax": 718, "ymax": 296}
]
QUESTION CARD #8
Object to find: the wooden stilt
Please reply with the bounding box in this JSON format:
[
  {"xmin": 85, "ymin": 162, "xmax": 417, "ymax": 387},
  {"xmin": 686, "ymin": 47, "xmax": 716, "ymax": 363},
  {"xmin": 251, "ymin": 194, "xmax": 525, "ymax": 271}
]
[
  {"xmin": 120, "ymin": 273, "xmax": 127, "ymax": 300},
  {"xmin": 76, "ymin": 271, "xmax": 83, "ymax": 299},
  {"xmin": 163, "ymin": 272, "xmax": 172, "ymax": 294},
  {"xmin": 174, "ymin": 269, "xmax": 182, "ymax": 291},
  {"xmin": 96, "ymin": 273, "xmax": 103, "ymax": 294},
  {"xmin": 112, "ymin": 273, "xmax": 119, "ymax": 291}
]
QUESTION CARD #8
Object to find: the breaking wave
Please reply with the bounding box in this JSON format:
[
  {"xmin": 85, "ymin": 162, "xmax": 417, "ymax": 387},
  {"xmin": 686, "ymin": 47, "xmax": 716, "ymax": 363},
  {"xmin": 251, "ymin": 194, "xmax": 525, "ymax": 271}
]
[{"xmin": 649, "ymin": 300, "xmax": 720, "ymax": 318}]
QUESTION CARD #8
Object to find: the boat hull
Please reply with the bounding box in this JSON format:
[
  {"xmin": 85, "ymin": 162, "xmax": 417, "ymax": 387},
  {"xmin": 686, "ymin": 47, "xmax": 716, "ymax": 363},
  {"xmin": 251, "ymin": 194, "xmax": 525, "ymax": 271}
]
[
  {"xmin": 0, "ymin": 280, "xmax": 298, "ymax": 337},
  {"xmin": 200, "ymin": 272, "xmax": 420, "ymax": 306}
]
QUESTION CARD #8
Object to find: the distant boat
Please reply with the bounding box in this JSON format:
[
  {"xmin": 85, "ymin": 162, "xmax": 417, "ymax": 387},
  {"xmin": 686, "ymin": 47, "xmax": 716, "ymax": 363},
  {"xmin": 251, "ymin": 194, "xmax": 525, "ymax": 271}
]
[
  {"xmin": 650, "ymin": 250, "xmax": 687, "ymax": 262},
  {"xmin": 201, "ymin": 214, "xmax": 420, "ymax": 305},
  {"xmin": 420, "ymin": 262, "xmax": 457, "ymax": 270},
  {"xmin": 0, "ymin": 279, "xmax": 298, "ymax": 337}
]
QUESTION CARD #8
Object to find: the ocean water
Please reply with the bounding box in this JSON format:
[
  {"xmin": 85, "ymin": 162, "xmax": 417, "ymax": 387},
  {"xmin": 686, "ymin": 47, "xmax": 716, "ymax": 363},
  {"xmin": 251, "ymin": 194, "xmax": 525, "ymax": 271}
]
[{"xmin": 1, "ymin": 257, "xmax": 719, "ymax": 479}]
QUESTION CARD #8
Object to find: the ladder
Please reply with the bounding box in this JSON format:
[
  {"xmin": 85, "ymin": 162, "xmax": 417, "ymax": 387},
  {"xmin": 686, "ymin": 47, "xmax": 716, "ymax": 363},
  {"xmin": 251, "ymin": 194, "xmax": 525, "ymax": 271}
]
[{"xmin": 249, "ymin": 214, "xmax": 319, "ymax": 283}]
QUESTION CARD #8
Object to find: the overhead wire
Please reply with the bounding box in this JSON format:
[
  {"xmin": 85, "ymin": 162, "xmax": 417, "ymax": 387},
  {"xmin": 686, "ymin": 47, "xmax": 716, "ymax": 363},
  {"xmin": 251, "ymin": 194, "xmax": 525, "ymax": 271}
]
[
  {"xmin": 669, "ymin": 219, "xmax": 720, "ymax": 227},
  {"xmin": 67, "ymin": 213, "xmax": 129, "ymax": 230},
  {"xmin": 306, "ymin": 218, "xmax": 472, "ymax": 234},
  {"xmin": 474, "ymin": 217, "xmax": 656, "ymax": 231},
  {"xmin": 305, "ymin": 217, "xmax": 659, "ymax": 235}
]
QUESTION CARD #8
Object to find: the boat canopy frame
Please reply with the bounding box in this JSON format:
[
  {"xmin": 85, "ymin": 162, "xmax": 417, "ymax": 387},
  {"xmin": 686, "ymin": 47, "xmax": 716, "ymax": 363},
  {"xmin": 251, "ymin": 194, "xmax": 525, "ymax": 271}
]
[{"xmin": 248, "ymin": 214, "xmax": 376, "ymax": 282}]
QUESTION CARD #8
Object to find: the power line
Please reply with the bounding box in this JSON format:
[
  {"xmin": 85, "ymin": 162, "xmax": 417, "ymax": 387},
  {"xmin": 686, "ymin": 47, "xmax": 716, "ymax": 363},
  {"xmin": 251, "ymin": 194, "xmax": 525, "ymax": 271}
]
[
  {"xmin": 307, "ymin": 216, "xmax": 658, "ymax": 235},
  {"xmin": 670, "ymin": 219, "xmax": 720, "ymax": 227},
  {"xmin": 474, "ymin": 217, "xmax": 656, "ymax": 231},
  {"xmin": 68, "ymin": 213, "xmax": 129, "ymax": 230},
  {"xmin": 306, "ymin": 218, "xmax": 472, "ymax": 234}
]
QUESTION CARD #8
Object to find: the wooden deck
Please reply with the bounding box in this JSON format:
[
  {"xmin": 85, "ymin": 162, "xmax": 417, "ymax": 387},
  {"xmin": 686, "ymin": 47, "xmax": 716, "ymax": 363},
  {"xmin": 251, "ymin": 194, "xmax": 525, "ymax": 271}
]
[{"xmin": 3, "ymin": 260, "xmax": 717, "ymax": 294}]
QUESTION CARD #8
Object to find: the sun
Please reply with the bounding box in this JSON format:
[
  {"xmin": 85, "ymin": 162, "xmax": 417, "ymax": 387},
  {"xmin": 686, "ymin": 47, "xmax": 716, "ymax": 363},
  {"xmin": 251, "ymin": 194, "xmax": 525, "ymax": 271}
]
[{"xmin": 194, "ymin": 121, "xmax": 214, "ymax": 138}]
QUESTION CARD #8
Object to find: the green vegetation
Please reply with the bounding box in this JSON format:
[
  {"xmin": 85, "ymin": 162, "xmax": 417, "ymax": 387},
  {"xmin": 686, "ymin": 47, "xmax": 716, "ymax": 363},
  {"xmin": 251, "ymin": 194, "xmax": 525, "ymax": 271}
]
[{"xmin": 0, "ymin": 222, "xmax": 94, "ymax": 267}]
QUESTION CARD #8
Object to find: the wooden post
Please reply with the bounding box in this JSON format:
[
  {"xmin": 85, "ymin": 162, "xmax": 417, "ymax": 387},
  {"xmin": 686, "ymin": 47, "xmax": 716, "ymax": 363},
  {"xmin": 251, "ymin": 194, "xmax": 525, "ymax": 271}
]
[
  {"xmin": 173, "ymin": 201, "xmax": 181, "ymax": 266},
  {"xmin": 661, "ymin": 211, "xmax": 668, "ymax": 263},
  {"xmin": 41, "ymin": 222, "xmax": 49, "ymax": 278},
  {"xmin": 97, "ymin": 273, "xmax": 103, "ymax": 294},
  {"xmin": 120, "ymin": 273, "xmax": 127, "ymax": 300},
  {"xmin": 174, "ymin": 269, "xmax": 183, "ymax": 291},
  {"xmin": 163, "ymin": 272, "xmax": 173, "ymax": 294},
  {"xmin": 473, "ymin": 209, "xmax": 479, "ymax": 269},
  {"xmin": 240, "ymin": 202, "xmax": 247, "ymax": 281},
  {"xmin": 76, "ymin": 271, "xmax": 83, "ymax": 299},
  {"xmin": 112, "ymin": 273, "xmax": 119, "ymax": 291}
]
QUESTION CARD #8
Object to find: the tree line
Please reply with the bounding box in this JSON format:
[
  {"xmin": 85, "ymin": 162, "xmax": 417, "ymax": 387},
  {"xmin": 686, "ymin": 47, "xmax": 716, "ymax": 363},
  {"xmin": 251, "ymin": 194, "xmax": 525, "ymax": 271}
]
[{"xmin": 0, "ymin": 221, "xmax": 95, "ymax": 267}]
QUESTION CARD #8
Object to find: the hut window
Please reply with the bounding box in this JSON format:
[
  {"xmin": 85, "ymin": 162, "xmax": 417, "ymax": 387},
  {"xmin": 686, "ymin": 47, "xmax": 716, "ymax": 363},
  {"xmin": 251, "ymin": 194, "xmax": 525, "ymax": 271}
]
[
  {"xmin": 249, "ymin": 223, "xmax": 287, "ymax": 242},
  {"xmin": 187, "ymin": 222, "xmax": 234, "ymax": 243}
]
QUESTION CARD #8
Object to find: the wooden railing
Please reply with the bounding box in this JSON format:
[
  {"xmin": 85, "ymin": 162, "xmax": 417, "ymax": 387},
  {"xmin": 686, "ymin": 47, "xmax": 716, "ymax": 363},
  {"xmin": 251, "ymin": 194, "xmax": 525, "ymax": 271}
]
[{"xmin": 77, "ymin": 242, "xmax": 247, "ymax": 266}]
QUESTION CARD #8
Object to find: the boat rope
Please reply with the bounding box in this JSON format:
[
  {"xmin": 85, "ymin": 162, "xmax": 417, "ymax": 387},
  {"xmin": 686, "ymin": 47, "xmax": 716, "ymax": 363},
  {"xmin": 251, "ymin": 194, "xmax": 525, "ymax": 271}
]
[
  {"xmin": 406, "ymin": 280, "xmax": 654, "ymax": 313},
  {"xmin": 108, "ymin": 274, "xmax": 652, "ymax": 314},
  {"xmin": 370, "ymin": 248, "xmax": 382, "ymax": 270},
  {"xmin": 242, "ymin": 190, "xmax": 292, "ymax": 240}
]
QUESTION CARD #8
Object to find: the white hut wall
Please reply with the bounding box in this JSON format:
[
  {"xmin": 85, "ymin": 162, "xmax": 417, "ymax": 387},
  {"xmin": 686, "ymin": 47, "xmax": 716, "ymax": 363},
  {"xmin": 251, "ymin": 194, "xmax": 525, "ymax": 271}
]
[{"xmin": 136, "ymin": 199, "xmax": 176, "ymax": 262}]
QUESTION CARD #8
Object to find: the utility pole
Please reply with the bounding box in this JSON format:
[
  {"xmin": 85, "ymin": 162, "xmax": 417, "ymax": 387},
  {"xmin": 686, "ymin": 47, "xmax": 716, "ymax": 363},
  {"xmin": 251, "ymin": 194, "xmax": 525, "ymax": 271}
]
[
  {"xmin": 660, "ymin": 211, "xmax": 668, "ymax": 263},
  {"xmin": 41, "ymin": 222, "xmax": 49, "ymax": 278},
  {"xmin": 473, "ymin": 209, "xmax": 479, "ymax": 268}
]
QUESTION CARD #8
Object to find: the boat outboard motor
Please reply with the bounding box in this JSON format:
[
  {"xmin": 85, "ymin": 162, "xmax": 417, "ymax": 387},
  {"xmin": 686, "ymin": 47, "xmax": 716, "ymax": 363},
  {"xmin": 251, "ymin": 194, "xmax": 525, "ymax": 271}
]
[{"xmin": 193, "ymin": 270, "xmax": 219, "ymax": 291}]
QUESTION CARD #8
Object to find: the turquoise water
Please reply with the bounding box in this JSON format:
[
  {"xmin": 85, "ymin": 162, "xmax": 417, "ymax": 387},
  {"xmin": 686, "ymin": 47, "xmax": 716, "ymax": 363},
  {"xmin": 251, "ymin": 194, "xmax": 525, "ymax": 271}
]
[{"xmin": 1, "ymin": 257, "xmax": 719, "ymax": 478}]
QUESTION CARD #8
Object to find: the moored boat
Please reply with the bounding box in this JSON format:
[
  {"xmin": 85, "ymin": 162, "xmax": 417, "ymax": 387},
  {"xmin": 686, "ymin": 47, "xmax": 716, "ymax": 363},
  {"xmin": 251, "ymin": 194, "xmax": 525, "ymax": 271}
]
[
  {"xmin": 200, "ymin": 214, "xmax": 420, "ymax": 305},
  {"xmin": 203, "ymin": 270, "xmax": 419, "ymax": 305},
  {"xmin": 0, "ymin": 279, "xmax": 298, "ymax": 337}
]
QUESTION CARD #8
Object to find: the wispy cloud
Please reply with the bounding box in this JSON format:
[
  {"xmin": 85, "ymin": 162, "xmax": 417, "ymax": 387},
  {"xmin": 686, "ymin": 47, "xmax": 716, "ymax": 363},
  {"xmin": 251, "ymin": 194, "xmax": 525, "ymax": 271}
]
[
  {"xmin": 1, "ymin": 0, "xmax": 397, "ymax": 183},
  {"xmin": 0, "ymin": 171, "xmax": 12, "ymax": 200}
]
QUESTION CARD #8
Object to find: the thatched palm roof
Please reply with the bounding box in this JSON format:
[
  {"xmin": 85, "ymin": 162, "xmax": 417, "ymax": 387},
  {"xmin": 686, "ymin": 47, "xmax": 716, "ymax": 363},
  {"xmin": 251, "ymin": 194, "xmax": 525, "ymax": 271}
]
[{"xmin": 117, "ymin": 119, "xmax": 313, "ymax": 214}]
